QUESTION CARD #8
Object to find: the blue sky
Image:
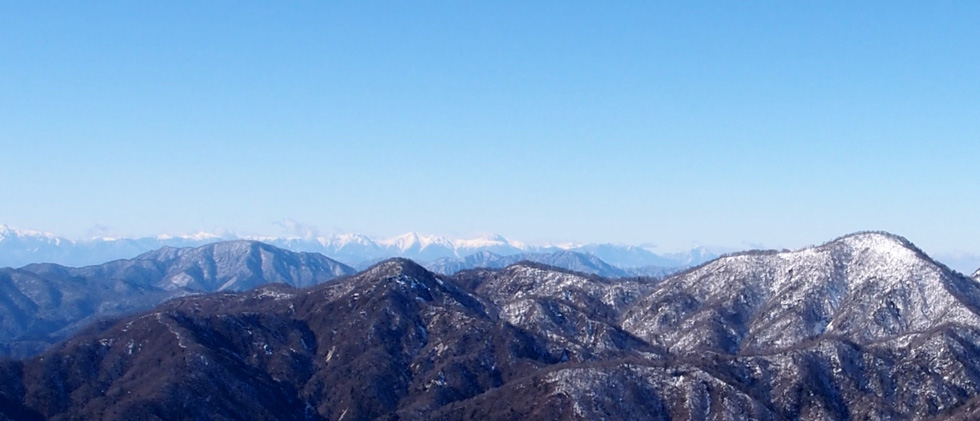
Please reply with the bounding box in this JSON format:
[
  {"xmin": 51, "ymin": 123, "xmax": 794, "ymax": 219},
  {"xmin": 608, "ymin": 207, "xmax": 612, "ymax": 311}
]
[{"xmin": 1, "ymin": 2, "xmax": 978, "ymax": 254}]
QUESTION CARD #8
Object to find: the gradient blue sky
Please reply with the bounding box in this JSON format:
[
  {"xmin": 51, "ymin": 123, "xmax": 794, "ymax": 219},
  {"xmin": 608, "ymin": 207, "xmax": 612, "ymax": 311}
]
[{"xmin": 1, "ymin": 2, "xmax": 978, "ymax": 254}]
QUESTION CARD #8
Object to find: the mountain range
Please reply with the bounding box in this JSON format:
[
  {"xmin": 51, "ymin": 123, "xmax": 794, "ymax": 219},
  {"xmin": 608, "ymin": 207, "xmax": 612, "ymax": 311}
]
[
  {"xmin": 424, "ymin": 250, "xmax": 673, "ymax": 278},
  {"xmin": 0, "ymin": 225, "xmax": 718, "ymax": 272},
  {"xmin": 3, "ymin": 232, "xmax": 980, "ymax": 419},
  {"xmin": 0, "ymin": 239, "xmax": 662, "ymax": 359}
]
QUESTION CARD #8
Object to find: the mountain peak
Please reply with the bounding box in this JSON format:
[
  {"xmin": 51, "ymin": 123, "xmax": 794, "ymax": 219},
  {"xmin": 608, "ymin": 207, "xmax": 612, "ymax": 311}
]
[
  {"xmin": 330, "ymin": 232, "xmax": 374, "ymax": 246},
  {"xmin": 826, "ymin": 231, "xmax": 932, "ymax": 267},
  {"xmin": 0, "ymin": 224, "xmax": 61, "ymax": 242},
  {"xmin": 377, "ymin": 232, "xmax": 453, "ymax": 252},
  {"xmin": 452, "ymin": 233, "xmax": 515, "ymax": 249},
  {"xmin": 832, "ymin": 230, "xmax": 915, "ymax": 249},
  {"xmin": 697, "ymin": 231, "xmax": 928, "ymax": 274},
  {"xmin": 155, "ymin": 231, "xmax": 224, "ymax": 241},
  {"xmin": 973, "ymin": 267, "xmax": 980, "ymax": 280},
  {"xmin": 363, "ymin": 257, "xmax": 432, "ymax": 279}
]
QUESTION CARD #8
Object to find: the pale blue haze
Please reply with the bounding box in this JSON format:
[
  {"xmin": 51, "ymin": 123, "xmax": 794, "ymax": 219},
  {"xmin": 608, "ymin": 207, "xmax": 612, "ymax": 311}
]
[{"xmin": 1, "ymin": 2, "xmax": 978, "ymax": 255}]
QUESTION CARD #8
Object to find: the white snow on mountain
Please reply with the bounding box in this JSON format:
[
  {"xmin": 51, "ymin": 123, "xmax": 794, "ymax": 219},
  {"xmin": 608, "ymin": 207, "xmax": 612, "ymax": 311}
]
[
  {"xmin": 376, "ymin": 232, "xmax": 454, "ymax": 253},
  {"xmin": 328, "ymin": 233, "xmax": 375, "ymax": 248},
  {"xmin": 155, "ymin": 232, "xmax": 224, "ymax": 241},
  {"xmin": 622, "ymin": 231, "xmax": 980, "ymax": 353},
  {"xmin": 0, "ymin": 224, "xmax": 66, "ymax": 244},
  {"xmin": 452, "ymin": 234, "xmax": 520, "ymax": 250}
]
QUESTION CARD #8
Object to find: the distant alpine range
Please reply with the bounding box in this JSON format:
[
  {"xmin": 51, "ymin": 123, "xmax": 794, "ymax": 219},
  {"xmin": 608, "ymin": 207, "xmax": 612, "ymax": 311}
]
[
  {"xmin": 0, "ymin": 224, "xmax": 719, "ymax": 273},
  {"xmin": 3, "ymin": 231, "xmax": 980, "ymax": 419}
]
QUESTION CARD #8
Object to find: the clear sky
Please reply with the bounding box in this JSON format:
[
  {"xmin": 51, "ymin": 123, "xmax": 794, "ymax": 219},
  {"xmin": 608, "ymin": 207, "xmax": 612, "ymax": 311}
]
[{"xmin": 1, "ymin": 2, "xmax": 978, "ymax": 255}]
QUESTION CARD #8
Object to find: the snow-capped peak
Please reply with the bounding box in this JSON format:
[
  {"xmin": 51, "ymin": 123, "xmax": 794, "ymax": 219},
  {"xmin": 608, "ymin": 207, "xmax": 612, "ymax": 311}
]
[
  {"xmin": 835, "ymin": 231, "xmax": 914, "ymax": 250},
  {"xmin": 325, "ymin": 233, "xmax": 375, "ymax": 248},
  {"xmin": 453, "ymin": 234, "xmax": 517, "ymax": 250},
  {"xmin": 831, "ymin": 231, "xmax": 927, "ymax": 267},
  {"xmin": 0, "ymin": 224, "xmax": 64, "ymax": 243},
  {"xmin": 154, "ymin": 232, "xmax": 226, "ymax": 242},
  {"xmin": 188, "ymin": 231, "xmax": 223, "ymax": 241},
  {"xmin": 377, "ymin": 232, "xmax": 453, "ymax": 252},
  {"xmin": 377, "ymin": 232, "xmax": 418, "ymax": 250}
]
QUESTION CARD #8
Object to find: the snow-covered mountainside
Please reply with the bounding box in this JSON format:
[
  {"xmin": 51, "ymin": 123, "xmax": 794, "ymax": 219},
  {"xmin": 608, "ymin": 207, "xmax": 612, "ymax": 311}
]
[
  {"xmin": 4, "ymin": 231, "xmax": 980, "ymax": 419},
  {"xmin": 623, "ymin": 232, "xmax": 980, "ymax": 352},
  {"xmin": 974, "ymin": 267, "xmax": 980, "ymax": 280},
  {"xmin": 0, "ymin": 224, "xmax": 716, "ymax": 271},
  {"xmin": 0, "ymin": 241, "xmax": 354, "ymax": 358}
]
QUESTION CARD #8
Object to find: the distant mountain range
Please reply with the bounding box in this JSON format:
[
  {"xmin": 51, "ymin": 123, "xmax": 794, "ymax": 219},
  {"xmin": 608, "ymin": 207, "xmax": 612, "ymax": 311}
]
[
  {"xmin": 4, "ymin": 232, "xmax": 980, "ymax": 419},
  {"xmin": 424, "ymin": 250, "xmax": 674, "ymax": 278},
  {"xmin": 0, "ymin": 224, "xmax": 719, "ymax": 272}
]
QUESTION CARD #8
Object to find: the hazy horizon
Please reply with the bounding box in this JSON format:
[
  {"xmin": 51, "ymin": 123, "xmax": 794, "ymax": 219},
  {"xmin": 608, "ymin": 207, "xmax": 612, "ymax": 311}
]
[{"xmin": 2, "ymin": 222, "xmax": 978, "ymax": 276}]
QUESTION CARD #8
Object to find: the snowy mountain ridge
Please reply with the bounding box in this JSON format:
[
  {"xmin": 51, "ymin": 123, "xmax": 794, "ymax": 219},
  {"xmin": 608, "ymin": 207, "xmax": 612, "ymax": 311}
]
[
  {"xmin": 0, "ymin": 224, "xmax": 65, "ymax": 244},
  {"xmin": 623, "ymin": 231, "xmax": 980, "ymax": 353}
]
